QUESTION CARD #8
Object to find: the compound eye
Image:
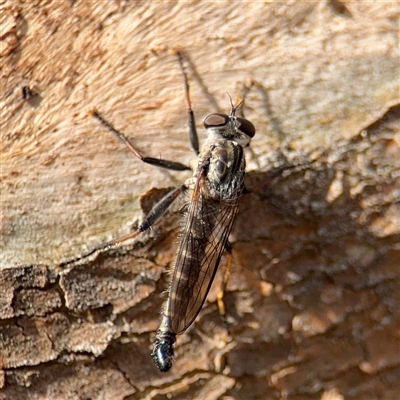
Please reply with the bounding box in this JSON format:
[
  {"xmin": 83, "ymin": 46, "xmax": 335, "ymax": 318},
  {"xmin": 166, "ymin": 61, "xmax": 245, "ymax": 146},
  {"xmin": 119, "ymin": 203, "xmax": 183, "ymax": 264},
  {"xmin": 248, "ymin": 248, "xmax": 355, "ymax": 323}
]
[
  {"xmin": 235, "ymin": 117, "xmax": 256, "ymax": 138},
  {"xmin": 204, "ymin": 113, "xmax": 229, "ymax": 129}
]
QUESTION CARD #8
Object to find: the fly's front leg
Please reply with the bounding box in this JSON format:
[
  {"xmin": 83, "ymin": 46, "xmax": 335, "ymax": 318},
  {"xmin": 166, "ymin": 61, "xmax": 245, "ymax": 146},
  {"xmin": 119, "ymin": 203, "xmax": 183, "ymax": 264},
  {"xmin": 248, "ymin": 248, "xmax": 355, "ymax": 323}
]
[
  {"xmin": 176, "ymin": 50, "xmax": 199, "ymax": 156},
  {"xmin": 92, "ymin": 110, "xmax": 191, "ymax": 171},
  {"xmin": 59, "ymin": 185, "xmax": 185, "ymax": 270}
]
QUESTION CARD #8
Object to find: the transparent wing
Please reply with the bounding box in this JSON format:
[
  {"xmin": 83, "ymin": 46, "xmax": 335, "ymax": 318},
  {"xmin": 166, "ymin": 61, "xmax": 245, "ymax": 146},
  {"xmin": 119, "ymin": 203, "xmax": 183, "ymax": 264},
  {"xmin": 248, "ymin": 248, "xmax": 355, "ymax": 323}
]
[{"xmin": 166, "ymin": 177, "xmax": 240, "ymax": 335}]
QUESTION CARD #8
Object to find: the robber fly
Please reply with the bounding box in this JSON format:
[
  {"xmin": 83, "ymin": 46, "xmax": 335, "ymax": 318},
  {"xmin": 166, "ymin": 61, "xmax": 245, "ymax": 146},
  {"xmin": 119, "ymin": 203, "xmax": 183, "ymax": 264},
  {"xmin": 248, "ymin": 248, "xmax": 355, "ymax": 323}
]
[
  {"xmin": 61, "ymin": 51, "xmax": 255, "ymax": 372},
  {"xmin": 151, "ymin": 88, "xmax": 255, "ymax": 372}
]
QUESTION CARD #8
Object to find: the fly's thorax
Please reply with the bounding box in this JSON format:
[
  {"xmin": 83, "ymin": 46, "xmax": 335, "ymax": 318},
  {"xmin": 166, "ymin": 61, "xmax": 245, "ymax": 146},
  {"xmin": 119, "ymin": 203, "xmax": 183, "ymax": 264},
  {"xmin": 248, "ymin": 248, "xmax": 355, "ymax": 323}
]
[
  {"xmin": 193, "ymin": 139, "xmax": 245, "ymax": 201},
  {"xmin": 209, "ymin": 140, "xmax": 245, "ymax": 185}
]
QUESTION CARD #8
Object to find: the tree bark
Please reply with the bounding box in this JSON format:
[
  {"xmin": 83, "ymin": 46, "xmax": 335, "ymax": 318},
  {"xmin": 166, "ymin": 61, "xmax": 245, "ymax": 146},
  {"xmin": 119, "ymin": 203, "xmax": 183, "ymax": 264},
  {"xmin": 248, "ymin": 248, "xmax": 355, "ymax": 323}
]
[{"xmin": 1, "ymin": 1, "xmax": 399, "ymax": 399}]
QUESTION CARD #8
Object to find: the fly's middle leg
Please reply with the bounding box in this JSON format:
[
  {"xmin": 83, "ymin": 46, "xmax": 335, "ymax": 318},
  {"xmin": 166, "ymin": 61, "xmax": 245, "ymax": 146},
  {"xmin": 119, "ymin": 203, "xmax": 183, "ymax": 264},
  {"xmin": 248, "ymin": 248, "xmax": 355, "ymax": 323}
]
[
  {"xmin": 92, "ymin": 110, "xmax": 191, "ymax": 171},
  {"xmin": 243, "ymin": 163, "xmax": 312, "ymax": 195}
]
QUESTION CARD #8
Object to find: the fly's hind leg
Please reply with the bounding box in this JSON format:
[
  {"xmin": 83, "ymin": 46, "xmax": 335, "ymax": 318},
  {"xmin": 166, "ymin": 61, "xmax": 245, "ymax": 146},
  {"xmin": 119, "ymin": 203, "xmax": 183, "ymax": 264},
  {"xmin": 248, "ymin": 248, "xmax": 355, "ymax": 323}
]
[
  {"xmin": 216, "ymin": 167, "xmax": 304, "ymax": 325},
  {"xmin": 59, "ymin": 185, "xmax": 185, "ymax": 270},
  {"xmin": 216, "ymin": 241, "xmax": 234, "ymax": 326},
  {"xmin": 61, "ymin": 56, "xmax": 201, "ymax": 270}
]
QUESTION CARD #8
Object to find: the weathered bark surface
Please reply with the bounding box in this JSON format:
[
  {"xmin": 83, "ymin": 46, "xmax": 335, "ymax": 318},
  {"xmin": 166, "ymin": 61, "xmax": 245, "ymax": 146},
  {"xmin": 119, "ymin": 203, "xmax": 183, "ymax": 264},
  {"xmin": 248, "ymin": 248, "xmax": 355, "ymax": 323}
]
[{"xmin": 1, "ymin": 1, "xmax": 399, "ymax": 399}]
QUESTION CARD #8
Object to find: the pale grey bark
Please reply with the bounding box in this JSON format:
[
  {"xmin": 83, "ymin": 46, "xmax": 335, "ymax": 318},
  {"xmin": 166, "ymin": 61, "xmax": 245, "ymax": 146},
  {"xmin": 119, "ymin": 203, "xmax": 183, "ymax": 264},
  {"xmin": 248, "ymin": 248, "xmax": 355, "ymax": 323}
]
[{"xmin": 1, "ymin": 2, "xmax": 399, "ymax": 399}]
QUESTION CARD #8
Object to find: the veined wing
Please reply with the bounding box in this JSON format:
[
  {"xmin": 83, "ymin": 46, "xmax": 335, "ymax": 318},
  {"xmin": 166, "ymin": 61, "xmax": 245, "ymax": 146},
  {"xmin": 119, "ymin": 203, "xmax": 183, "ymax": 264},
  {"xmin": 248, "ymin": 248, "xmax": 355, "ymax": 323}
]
[{"xmin": 166, "ymin": 175, "xmax": 241, "ymax": 335}]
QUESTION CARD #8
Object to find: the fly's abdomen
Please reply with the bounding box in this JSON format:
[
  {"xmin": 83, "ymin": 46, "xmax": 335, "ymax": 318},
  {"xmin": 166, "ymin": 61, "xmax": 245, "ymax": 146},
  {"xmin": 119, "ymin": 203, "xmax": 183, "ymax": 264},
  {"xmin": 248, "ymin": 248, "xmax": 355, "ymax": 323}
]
[
  {"xmin": 170, "ymin": 204, "xmax": 219, "ymax": 333},
  {"xmin": 152, "ymin": 328, "xmax": 176, "ymax": 372}
]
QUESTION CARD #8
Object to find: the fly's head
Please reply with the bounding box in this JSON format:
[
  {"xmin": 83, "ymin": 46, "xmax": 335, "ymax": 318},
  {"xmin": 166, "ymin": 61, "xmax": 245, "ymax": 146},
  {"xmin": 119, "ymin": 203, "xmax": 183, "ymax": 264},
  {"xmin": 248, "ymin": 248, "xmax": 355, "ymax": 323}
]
[{"xmin": 204, "ymin": 111, "xmax": 256, "ymax": 148}]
